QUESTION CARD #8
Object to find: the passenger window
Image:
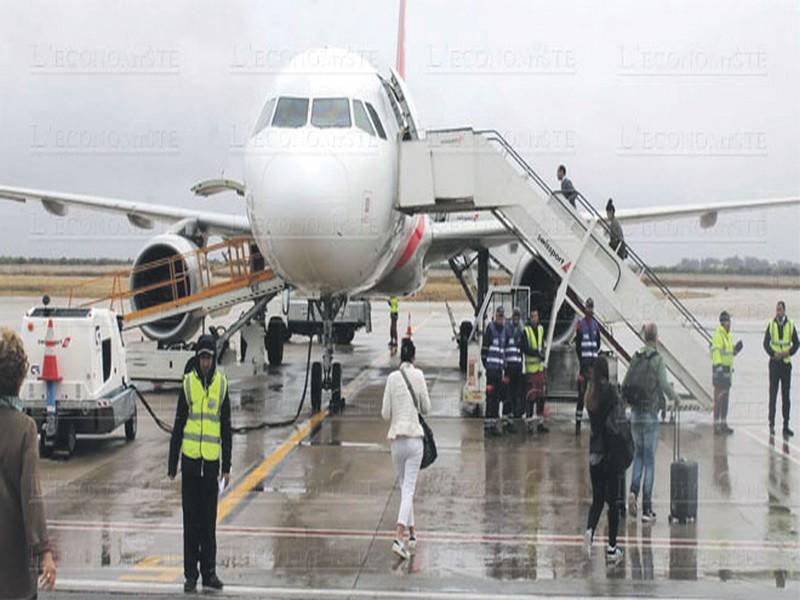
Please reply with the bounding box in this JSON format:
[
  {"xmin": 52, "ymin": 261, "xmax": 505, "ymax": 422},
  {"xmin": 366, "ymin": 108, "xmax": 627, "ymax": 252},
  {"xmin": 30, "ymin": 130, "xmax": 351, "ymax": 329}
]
[
  {"xmin": 311, "ymin": 98, "xmax": 351, "ymax": 128},
  {"xmin": 272, "ymin": 97, "xmax": 309, "ymax": 128},
  {"xmin": 252, "ymin": 97, "xmax": 276, "ymax": 136},
  {"xmin": 352, "ymin": 100, "xmax": 375, "ymax": 136},
  {"xmin": 365, "ymin": 102, "xmax": 387, "ymax": 139}
]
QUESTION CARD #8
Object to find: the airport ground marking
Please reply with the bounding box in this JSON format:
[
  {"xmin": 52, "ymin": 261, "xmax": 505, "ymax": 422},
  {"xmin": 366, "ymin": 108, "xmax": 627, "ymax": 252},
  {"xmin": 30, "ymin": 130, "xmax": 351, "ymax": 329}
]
[{"xmin": 741, "ymin": 427, "xmax": 800, "ymax": 468}]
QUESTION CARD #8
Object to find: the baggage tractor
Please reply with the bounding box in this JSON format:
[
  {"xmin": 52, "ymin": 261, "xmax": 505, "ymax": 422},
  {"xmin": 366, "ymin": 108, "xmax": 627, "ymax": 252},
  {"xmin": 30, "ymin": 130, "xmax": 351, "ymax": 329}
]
[{"xmin": 669, "ymin": 402, "xmax": 698, "ymax": 523}]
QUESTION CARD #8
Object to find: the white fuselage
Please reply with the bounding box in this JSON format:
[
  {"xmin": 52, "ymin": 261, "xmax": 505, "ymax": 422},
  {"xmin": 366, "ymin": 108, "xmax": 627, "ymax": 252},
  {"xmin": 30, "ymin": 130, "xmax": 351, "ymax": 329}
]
[{"xmin": 244, "ymin": 48, "xmax": 429, "ymax": 299}]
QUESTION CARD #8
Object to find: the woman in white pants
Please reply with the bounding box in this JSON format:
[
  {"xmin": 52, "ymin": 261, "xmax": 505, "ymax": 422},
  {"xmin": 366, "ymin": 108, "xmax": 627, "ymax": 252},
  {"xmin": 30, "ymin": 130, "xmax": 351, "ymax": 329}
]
[{"xmin": 381, "ymin": 338, "xmax": 431, "ymax": 560}]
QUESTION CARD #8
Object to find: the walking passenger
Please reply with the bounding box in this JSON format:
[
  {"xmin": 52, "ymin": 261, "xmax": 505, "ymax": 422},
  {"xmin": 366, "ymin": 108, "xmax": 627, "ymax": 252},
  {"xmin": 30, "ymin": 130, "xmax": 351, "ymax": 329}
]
[
  {"xmin": 624, "ymin": 322, "xmax": 678, "ymax": 522},
  {"xmin": 584, "ymin": 355, "xmax": 625, "ymax": 562},
  {"xmin": 168, "ymin": 334, "xmax": 232, "ymax": 593},
  {"xmin": 763, "ymin": 300, "xmax": 798, "ymax": 437},
  {"xmin": 557, "ymin": 164, "xmax": 578, "ymax": 207},
  {"xmin": 381, "ymin": 338, "xmax": 431, "ymax": 560},
  {"xmin": 605, "ymin": 198, "xmax": 627, "ymax": 259},
  {"xmin": 575, "ymin": 298, "xmax": 600, "ymax": 435},
  {"xmin": 522, "ymin": 308, "xmax": 549, "ymax": 433},
  {"xmin": 482, "ymin": 306, "xmax": 507, "ymax": 436},
  {"xmin": 503, "ymin": 308, "xmax": 525, "ymax": 432},
  {"xmin": 711, "ymin": 311, "xmax": 743, "ymax": 435}
]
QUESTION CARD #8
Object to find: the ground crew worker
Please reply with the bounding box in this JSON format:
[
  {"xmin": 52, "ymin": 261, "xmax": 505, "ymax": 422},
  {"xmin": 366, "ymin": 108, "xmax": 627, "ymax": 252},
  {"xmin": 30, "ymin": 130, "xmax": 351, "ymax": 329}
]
[
  {"xmin": 482, "ymin": 306, "xmax": 507, "ymax": 436},
  {"xmin": 388, "ymin": 296, "xmax": 400, "ymax": 348},
  {"xmin": 522, "ymin": 308, "xmax": 549, "ymax": 433},
  {"xmin": 711, "ymin": 311, "xmax": 743, "ymax": 435},
  {"xmin": 168, "ymin": 335, "xmax": 232, "ymax": 593},
  {"xmin": 763, "ymin": 300, "xmax": 798, "ymax": 437},
  {"xmin": 575, "ymin": 298, "xmax": 600, "ymax": 435},
  {"xmin": 503, "ymin": 308, "xmax": 524, "ymax": 432}
]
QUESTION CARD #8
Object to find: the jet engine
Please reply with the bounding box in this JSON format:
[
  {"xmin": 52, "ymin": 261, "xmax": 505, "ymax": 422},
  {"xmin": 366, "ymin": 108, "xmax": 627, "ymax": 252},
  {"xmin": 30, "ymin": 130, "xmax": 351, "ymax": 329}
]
[
  {"xmin": 129, "ymin": 234, "xmax": 203, "ymax": 344},
  {"xmin": 512, "ymin": 254, "xmax": 577, "ymax": 345}
]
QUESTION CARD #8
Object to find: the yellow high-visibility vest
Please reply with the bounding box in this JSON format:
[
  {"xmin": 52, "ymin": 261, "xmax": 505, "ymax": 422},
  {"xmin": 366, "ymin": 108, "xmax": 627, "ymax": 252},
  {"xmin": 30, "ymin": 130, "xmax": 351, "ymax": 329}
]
[
  {"xmin": 182, "ymin": 369, "xmax": 227, "ymax": 462},
  {"xmin": 389, "ymin": 297, "xmax": 399, "ymax": 315},
  {"xmin": 711, "ymin": 326, "xmax": 734, "ymax": 369},
  {"xmin": 769, "ymin": 319, "xmax": 794, "ymax": 364},
  {"xmin": 524, "ymin": 324, "xmax": 545, "ymax": 374}
]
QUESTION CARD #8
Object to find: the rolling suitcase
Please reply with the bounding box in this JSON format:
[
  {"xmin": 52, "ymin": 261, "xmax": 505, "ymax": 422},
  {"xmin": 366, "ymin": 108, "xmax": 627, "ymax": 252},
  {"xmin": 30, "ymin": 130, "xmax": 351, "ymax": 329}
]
[{"xmin": 669, "ymin": 402, "xmax": 698, "ymax": 523}]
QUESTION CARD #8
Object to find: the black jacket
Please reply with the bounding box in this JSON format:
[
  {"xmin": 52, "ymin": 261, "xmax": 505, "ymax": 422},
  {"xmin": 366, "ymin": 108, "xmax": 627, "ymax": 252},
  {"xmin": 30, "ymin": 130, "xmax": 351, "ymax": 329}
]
[
  {"xmin": 588, "ymin": 381, "xmax": 620, "ymax": 457},
  {"xmin": 168, "ymin": 364, "xmax": 232, "ymax": 479},
  {"xmin": 763, "ymin": 318, "xmax": 800, "ymax": 359}
]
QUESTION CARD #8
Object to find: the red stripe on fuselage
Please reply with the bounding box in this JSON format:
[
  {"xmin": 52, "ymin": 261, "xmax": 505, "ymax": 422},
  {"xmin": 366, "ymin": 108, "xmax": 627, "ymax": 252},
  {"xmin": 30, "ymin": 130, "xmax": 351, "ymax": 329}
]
[{"xmin": 394, "ymin": 215, "xmax": 425, "ymax": 271}]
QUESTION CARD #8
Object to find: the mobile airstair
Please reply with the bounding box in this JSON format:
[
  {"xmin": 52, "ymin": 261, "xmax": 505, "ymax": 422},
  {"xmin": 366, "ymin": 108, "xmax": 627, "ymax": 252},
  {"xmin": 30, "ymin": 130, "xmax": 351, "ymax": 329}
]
[{"xmin": 399, "ymin": 128, "xmax": 713, "ymax": 409}]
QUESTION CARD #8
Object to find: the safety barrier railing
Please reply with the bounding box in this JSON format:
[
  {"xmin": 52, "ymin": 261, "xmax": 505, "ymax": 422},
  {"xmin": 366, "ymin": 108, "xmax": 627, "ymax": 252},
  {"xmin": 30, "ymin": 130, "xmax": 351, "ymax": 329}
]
[{"xmin": 67, "ymin": 237, "xmax": 271, "ymax": 317}]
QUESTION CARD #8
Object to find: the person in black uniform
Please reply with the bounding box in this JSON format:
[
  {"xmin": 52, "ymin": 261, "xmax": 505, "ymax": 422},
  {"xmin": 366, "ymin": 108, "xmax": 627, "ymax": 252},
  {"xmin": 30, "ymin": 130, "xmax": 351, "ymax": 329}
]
[{"xmin": 168, "ymin": 335, "xmax": 232, "ymax": 593}]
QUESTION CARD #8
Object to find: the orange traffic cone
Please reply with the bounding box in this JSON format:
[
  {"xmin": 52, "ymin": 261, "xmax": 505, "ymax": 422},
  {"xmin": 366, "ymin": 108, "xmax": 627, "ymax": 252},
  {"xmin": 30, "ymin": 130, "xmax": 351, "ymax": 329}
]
[
  {"xmin": 405, "ymin": 314, "xmax": 413, "ymax": 339},
  {"xmin": 40, "ymin": 319, "xmax": 62, "ymax": 382}
]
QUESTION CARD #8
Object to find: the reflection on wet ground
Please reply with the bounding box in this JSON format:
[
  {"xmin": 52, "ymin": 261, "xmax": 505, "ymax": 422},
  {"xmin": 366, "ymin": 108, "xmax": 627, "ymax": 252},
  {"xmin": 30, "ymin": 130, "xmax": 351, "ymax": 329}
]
[{"xmin": 2, "ymin": 297, "xmax": 795, "ymax": 598}]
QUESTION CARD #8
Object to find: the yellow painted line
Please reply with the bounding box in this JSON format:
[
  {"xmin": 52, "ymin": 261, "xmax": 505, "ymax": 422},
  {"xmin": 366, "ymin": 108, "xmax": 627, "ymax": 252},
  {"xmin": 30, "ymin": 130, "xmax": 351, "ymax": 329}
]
[
  {"xmin": 119, "ymin": 554, "xmax": 182, "ymax": 583},
  {"xmin": 216, "ymin": 409, "xmax": 329, "ymax": 523}
]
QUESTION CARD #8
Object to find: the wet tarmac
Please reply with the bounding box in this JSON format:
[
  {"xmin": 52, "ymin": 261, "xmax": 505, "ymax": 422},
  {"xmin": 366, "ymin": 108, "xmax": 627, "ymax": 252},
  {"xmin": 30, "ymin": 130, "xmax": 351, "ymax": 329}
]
[{"xmin": 1, "ymin": 293, "xmax": 798, "ymax": 598}]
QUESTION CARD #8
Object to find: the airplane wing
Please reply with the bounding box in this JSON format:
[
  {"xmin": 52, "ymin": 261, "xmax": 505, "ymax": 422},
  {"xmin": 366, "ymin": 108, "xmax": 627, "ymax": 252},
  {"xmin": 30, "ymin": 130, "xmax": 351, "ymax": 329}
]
[
  {"xmin": 425, "ymin": 195, "xmax": 800, "ymax": 261},
  {"xmin": 0, "ymin": 185, "xmax": 250, "ymax": 236},
  {"xmin": 613, "ymin": 196, "xmax": 800, "ymax": 227}
]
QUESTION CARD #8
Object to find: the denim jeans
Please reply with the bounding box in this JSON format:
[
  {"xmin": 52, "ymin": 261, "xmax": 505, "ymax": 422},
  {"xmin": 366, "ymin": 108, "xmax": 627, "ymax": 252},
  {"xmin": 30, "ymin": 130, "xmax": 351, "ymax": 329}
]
[{"xmin": 629, "ymin": 410, "xmax": 659, "ymax": 512}]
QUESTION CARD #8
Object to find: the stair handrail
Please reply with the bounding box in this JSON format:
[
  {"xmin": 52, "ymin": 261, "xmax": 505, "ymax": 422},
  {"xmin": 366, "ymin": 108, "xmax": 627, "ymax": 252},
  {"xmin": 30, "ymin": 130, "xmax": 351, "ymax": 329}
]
[{"xmin": 462, "ymin": 128, "xmax": 711, "ymax": 344}]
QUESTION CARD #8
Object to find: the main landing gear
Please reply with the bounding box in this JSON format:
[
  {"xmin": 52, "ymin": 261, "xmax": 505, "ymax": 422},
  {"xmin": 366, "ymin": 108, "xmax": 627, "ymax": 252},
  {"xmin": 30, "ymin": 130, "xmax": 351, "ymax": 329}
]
[{"xmin": 309, "ymin": 296, "xmax": 346, "ymax": 415}]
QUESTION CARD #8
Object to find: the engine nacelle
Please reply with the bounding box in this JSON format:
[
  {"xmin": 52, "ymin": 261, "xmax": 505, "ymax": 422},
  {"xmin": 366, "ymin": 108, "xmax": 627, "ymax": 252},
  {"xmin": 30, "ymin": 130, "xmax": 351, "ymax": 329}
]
[
  {"xmin": 129, "ymin": 234, "xmax": 203, "ymax": 344},
  {"xmin": 512, "ymin": 254, "xmax": 577, "ymax": 345}
]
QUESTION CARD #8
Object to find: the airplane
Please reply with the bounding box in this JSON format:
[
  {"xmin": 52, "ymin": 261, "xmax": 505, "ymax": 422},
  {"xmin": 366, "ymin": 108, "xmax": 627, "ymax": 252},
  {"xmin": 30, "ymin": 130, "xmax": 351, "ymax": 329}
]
[{"xmin": 2, "ymin": 0, "xmax": 799, "ymax": 413}]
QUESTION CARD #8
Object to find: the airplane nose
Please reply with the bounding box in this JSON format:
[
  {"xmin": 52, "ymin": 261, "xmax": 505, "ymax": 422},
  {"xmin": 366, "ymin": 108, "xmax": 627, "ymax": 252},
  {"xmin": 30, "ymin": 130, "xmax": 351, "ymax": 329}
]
[{"xmin": 252, "ymin": 154, "xmax": 360, "ymax": 293}]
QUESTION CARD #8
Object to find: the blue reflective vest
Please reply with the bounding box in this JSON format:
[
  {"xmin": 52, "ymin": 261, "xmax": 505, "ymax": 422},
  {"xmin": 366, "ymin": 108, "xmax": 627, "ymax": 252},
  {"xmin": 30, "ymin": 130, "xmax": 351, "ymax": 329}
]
[
  {"xmin": 504, "ymin": 323, "xmax": 523, "ymax": 372},
  {"xmin": 577, "ymin": 317, "xmax": 600, "ymax": 363},
  {"xmin": 483, "ymin": 321, "xmax": 506, "ymax": 373}
]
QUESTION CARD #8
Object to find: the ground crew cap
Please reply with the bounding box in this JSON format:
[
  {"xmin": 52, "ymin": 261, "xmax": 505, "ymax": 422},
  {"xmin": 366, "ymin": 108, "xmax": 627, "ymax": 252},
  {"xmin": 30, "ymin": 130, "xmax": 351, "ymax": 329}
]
[
  {"xmin": 719, "ymin": 311, "xmax": 731, "ymax": 323},
  {"xmin": 196, "ymin": 334, "xmax": 216, "ymax": 357}
]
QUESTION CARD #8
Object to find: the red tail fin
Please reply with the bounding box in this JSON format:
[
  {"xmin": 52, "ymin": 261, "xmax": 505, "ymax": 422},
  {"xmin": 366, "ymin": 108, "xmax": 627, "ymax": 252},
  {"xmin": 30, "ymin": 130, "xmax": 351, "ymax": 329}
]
[{"xmin": 395, "ymin": 0, "xmax": 407, "ymax": 79}]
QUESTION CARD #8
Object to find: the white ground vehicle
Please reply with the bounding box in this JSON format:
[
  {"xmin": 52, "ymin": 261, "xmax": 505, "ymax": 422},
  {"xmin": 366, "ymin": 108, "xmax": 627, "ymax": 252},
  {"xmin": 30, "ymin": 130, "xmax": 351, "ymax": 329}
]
[{"xmin": 19, "ymin": 302, "xmax": 136, "ymax": 458}]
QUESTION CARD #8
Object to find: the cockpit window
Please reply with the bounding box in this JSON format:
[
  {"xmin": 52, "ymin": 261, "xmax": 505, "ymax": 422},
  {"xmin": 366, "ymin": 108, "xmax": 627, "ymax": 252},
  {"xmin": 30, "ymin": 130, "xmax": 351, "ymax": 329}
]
[
  {"xmin": 252, "ymin": 97, "xmax": 276, "ymax": 136},
  {"xmin": 311, "ymin": 98, "xmax": 351, "ymax": 128},
  {"xmin": 352, "ymin": 100, "xmax": 375, "ymax": 136},
  {"xmin": 365, "ymin": 102, "xmax": 387, "ymax": 140},
  {"xmin": 272, "ymin": 97, "xmax": 309, "ymax": 128}
]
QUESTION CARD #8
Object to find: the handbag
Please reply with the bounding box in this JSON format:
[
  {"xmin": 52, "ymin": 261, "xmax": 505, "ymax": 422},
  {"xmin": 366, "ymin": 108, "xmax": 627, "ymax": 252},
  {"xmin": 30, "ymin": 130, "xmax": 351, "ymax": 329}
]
[{"xmin": 399, "ymin": 367, "xmax": 437, "ymax": 469}]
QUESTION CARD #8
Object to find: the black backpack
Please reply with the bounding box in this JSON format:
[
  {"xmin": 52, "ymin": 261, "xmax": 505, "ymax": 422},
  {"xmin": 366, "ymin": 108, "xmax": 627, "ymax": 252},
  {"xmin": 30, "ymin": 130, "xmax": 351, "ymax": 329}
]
[
  {"xmin": 605, "ymin": 392, "xmax": 634, "ymax": 470},
  {"xmin": 622, "ymin": 350, "xmax": 659, "ymax": 411}
]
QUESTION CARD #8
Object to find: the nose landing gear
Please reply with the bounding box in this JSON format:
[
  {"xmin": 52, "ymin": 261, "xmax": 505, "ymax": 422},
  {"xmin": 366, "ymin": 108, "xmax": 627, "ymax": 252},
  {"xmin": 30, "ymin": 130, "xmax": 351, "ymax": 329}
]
[{"xmin": 309, "ymin": 296, "xmax": 346, "ymax": 415}]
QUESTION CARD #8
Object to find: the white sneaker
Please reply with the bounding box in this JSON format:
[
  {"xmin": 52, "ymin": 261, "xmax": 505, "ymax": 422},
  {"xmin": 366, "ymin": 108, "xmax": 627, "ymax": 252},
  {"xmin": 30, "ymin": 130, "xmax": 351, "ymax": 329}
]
[
  {"xmin": 407, "ymin": 536, "xmax": 417, "ymax": 554},
  {"xmin": 628, "ymin": 492, "xmax": 638, "ymax": 517},
  {"xmin": 606, "ymin": 545, "xmax": 624, "ymax": 563},
  {"xmin": 583, "ymin": 528, "xmax": 593, "ymax": 557},
  {"xmin": 392, "ymin": 539, "xmax": 410, "ymax": 560}
]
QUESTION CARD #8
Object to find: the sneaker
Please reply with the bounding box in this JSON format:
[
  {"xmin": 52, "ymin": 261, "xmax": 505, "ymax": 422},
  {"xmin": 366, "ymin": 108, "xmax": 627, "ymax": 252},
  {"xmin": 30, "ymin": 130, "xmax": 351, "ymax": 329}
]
[
  {"xmin": 583, "ymin": 528, "xmax": 593, "ymax": 557},
  {"xmin": 537, "ymin": 423, "xmax": 549, "ymax": 434},
  {"xmin": 606, "ymin": 545, "xmax": 624, "ymax": 562},
  {"xmin": 628, "ymin": 492, "xmax": 638, "ymax": 517},
  {"xmin": 202, "ymin": 574, "xmax": 223, "ymax": 591},
  {"xmin": 184, "ymin": 580, "xmax": 197, "ymax": 594},
  {"xmin": 392, "ymin": 539, "xmax": 410, "ymax": 560},
  {"xmin": 641, "ymin": 510, "xmax": 657, "ymax": 523},
  {"xmin": 784, "ymin": 427, "xmax": 795, "ymax": 438},
  {"xmin": 407, "ymin": 535, "xmax": 417, "ymax": 553}
]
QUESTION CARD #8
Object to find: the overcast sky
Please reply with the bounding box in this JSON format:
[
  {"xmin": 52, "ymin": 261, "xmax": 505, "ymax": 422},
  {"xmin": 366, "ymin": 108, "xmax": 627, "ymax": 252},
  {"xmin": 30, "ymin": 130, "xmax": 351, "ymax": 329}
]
[{"xmin": 0, "ymin": 0, "xmax": 798, "ymax": 265}]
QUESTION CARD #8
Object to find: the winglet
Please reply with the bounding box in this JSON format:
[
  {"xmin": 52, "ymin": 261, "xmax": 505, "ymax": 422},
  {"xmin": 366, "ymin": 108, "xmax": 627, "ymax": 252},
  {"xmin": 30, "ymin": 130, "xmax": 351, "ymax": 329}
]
[{"xmin": 395, "ymin": 0, "xmax": 407, "ymax": 79}]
